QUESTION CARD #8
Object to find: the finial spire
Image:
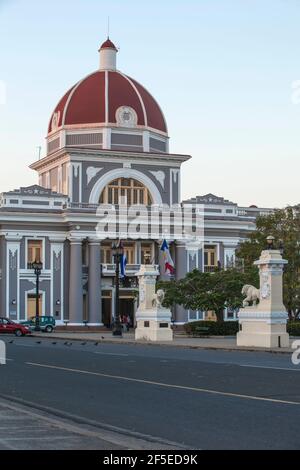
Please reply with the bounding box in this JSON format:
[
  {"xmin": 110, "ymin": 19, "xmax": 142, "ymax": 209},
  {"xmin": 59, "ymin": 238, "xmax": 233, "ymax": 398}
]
[{"xmin": 107, "ymin": 16, "xmax": 110, "ymax": 38}]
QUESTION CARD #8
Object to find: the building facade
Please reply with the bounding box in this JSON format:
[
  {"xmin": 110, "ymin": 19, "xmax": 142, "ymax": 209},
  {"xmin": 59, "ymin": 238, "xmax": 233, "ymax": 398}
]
[{"xmin": 0, "ymin": 39, "xmax": 272, "ymax": 326}]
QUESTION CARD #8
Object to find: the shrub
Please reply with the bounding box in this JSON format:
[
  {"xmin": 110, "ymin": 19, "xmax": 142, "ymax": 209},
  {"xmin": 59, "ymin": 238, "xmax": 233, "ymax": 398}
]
[
  {"xmin": 184, "ymin": 320, "xmax": 239, "ymax": 336},
  {"xmin": 287, "ymin": 321, "xmax": 300, "ymax": 336}
]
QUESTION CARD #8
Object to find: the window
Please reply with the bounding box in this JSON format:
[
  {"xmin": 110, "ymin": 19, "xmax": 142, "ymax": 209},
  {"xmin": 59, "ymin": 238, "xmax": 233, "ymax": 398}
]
[
  {"xmin": 204, "ymin": 246, "xmax": 218, "ymax": 272},
  {"xmin": 27, "ymin": 240, "xmax": 43, "ymax": 266},
  {"xmin": 101, "ymin": 243, "xmax": 135, "ymax": 264},
  {"xmin": 99, "ymin": 178, "xmax": 153, "ymax": 206},
  {"xmin": 101, "ymin": 245, "xmax": 112, "ymax": 264},
  {"xmin": 123, "ymin": 244, "xmax": 135, "ymax": 264}
]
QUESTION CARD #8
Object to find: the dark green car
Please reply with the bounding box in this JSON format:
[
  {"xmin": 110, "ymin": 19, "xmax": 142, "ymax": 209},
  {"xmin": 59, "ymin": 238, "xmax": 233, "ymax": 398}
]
[{"xmin": 21, "ymin": 316, "xmax": 56, "ymax": 333}]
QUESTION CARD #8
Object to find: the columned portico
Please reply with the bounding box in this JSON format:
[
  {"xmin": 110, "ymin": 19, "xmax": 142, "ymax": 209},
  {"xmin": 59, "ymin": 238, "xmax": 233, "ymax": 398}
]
[
  {"xmin": 88, "ymin": 238, "xmax": 102, "ymax": 325},
  {"xmin": 69, "ymin": 238, "xmax": 83, "ymax": 325}
]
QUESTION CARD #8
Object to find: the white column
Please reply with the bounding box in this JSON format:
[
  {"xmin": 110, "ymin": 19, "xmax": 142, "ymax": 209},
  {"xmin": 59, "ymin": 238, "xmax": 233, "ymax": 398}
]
[
  {"xmin": 88, "ymin": 238, "xmax": 102, "ymax": 325},
  {"xmin": 68, "ymin": 237, "xmax": 83, "ymax": 325}
]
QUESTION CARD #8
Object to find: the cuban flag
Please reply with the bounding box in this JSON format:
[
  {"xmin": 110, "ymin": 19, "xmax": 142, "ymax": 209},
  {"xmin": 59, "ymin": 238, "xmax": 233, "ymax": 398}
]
[
  {"xmin": 120, "ymin": 252, "xmax": 127, "ymax": 278},
  {"xmin": 160, "ymin": 239, "xmax": 175, "ymax": 275}
]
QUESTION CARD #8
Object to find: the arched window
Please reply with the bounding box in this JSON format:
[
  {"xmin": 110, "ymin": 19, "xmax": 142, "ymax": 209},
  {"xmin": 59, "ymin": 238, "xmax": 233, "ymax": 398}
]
[{"xmin": 99, "ymin": 178, "xmax": 153, "ymax": 205}]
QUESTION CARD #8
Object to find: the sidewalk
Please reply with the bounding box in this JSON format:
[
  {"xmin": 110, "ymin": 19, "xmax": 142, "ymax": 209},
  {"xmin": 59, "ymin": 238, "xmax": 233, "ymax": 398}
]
[
  {"xmin": 32, "ymin": 331, "xmax": 295, "ymax": 354},
  {"xmin": 0, "ymin": 397, "xmax": 181, "ymax": 450}
]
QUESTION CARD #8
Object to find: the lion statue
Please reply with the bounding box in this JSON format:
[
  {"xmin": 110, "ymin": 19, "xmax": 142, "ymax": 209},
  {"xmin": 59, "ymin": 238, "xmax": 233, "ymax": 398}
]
[
  {"xmin": 242, "ymin": 285, "xmax": 260, "ymax": 307},
  {"xmin": 152, "ymin": 289, "xmax": 165, "ymax": 308}
]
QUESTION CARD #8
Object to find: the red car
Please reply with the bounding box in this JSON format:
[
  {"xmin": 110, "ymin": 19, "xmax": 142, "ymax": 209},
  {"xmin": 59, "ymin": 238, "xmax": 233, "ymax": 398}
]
[{"xmin": 0, "ymin": 317, "xmax": 31, "ymax": 337}]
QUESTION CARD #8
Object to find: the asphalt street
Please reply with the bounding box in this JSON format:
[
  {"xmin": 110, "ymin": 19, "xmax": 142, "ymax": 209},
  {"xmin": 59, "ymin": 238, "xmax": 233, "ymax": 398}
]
[{"xmin": 0, "ymin": 335, "xmax": 300, "ymax": 449}]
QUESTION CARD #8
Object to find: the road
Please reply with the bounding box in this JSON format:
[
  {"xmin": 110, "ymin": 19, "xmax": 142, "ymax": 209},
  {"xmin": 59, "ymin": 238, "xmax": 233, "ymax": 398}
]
[{"xmin": 0, "ymin": 335, "xmax": 300, "ymax": 450}]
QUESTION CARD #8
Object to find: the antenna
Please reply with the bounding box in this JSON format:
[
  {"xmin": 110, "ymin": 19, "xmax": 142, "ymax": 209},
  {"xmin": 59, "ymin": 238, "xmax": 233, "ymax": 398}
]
[
  {"xmin": 107, "ymin": 16, "xmax": 110, "ymax": 38},
  {"xmin": 37, "ymin": 146, "xmax": 42, "ymax": 160}
]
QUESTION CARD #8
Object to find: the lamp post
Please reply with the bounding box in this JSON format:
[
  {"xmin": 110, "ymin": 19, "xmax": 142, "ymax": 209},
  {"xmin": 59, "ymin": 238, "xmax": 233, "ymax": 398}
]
[
  {"xmin": 112, "ymin": 241, "xmax": 123, "ymax": 337},
  {"xmin": 31, "ymin": 260, "xmax": 43, "ymax": 332}
]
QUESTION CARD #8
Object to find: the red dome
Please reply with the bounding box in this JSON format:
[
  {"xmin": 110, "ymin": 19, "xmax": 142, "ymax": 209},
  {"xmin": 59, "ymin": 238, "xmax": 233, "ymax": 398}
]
[
  {"xmin": 48, "ymin": 70, "xmax": 167, "ymax": 134},
  {"xmin": 99, "ymin": 38, "xmax": 118, "ymax": 51}
]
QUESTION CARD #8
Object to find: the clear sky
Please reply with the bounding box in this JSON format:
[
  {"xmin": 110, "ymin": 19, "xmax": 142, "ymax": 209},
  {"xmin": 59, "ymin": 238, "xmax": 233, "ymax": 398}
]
[{"xmin": 0, "ymin": 0, "xmax": 299, "ymax": 208}]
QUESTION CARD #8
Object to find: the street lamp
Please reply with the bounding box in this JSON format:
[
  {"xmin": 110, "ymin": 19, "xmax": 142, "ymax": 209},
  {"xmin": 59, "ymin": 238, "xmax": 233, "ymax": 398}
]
[
  {"xmin": 266, "ymin": 235, "xmax": 275, "ymax": 250},
  {"xmin": 31, "ymin": 260, "xmax": 43, "ymax": 332},
  {"xmin": 112, "ymin": 241, "xmax": 123, "ymax": 337}
]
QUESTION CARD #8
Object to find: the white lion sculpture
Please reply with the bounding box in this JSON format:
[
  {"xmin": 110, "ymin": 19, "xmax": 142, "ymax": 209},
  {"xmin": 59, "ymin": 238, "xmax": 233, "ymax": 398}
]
[
  {"xmin": 242, "ymin": 284, "xmax": 260, "ymax": 307},
  {"xmin": 152, "ymin": 289, "xmax": 165, "ymax": 308}
]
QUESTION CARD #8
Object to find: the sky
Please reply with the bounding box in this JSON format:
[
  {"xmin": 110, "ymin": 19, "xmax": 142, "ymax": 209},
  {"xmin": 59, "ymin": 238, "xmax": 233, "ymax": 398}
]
[{"xmin": 0, "ymin": 0, "xmax": 300, "ymax": 208}]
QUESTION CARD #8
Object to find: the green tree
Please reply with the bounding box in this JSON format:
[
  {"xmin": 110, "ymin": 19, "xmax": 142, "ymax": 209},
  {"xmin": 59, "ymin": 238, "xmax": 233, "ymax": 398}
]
[
  {"xmin": 237, "ymin": 206, "xmax": 300, "ymax": 319},
  {"xmin": 158, "ymin": 268, "xmax": 258, "ymax": 323}
]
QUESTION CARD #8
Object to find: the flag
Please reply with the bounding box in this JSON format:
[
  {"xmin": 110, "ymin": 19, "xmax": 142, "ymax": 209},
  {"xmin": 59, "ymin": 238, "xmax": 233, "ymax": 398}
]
[
  {"xmin": 160, "ymin": 239, "xmax": 175, "ymax": 275},
  {"xmin": 120, "ymin": 252, "xmax": 127, "ymax": 278}
]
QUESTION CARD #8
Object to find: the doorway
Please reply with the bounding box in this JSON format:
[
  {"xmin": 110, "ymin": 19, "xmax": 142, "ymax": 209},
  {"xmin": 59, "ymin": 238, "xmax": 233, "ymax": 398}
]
[
  {"xmin": 119, "ymin": 299, "xmax": 134, "ymax": 327},
  {"xmin": 102, "ymin": 290, "xmax": 112, "ymax": 328},
  {"xmin": 27, "ymin": 294, "xmax": 43, "ymax": 319},
  {"xmin": 101, "ymin": 290, "xmax": 136, "ymax": 328}
]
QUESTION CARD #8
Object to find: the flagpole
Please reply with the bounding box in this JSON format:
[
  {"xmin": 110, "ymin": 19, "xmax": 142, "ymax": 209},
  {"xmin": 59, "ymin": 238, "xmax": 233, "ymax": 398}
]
[{"xmin": 112, "ymin": 240, "xmax": 123, "ymax": 337}]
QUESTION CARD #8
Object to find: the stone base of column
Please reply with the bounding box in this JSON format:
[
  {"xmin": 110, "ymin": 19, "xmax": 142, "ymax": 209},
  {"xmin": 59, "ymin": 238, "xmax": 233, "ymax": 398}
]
[
  {"xmin": 135, "ymin": 307, "xmax": 173, "ymax": 342},
  {"xmin": 237, "ymin": 331, "xmax": 289, "ymax": 348},
  {"xmin": 237, "ymin": 311, "xmax": 289, "ymax": 348}
]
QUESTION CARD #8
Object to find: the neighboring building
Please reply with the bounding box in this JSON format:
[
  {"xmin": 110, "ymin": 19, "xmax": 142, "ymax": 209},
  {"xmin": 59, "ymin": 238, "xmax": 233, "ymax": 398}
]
[{"xmin": 0, "ymin": 39, "xmax": 273, "ymax": 326}]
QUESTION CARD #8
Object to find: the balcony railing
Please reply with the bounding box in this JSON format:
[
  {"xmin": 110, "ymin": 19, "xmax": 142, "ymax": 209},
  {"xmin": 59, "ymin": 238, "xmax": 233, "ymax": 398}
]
[
  {"xmin": 101, "ymin": 264, "xmax": 159, "ymax": 275},
  {"xmin": 204, "ymin": 265, "xmax": 219, "ymax": 273}
]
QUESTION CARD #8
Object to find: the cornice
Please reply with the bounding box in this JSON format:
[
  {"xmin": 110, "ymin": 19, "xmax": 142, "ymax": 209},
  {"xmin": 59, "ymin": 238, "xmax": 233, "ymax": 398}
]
[{"xmin": 30, "ymin": 147, "xmax": 191, "ymax": 171}]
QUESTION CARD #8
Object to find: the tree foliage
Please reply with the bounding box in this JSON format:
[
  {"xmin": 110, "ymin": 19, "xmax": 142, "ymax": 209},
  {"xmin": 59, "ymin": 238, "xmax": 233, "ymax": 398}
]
[
  {"xmin": 158, "ymin": 268, "xmax": 258, "ymax": 322},
  {"xmin": 236, "ymin": 206, "xmax": 300, "ymax": 319}
]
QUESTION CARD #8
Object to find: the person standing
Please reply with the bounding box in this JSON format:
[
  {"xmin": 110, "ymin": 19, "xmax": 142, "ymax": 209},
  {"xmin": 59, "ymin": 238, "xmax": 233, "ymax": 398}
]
[{"xmin": 126, "ymin": 314, "xmax": 131, "ymax": 332}]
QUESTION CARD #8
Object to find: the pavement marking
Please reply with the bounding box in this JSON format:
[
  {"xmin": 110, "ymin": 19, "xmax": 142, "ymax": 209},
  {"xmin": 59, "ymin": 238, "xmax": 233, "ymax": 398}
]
[
  {"xmin": 240, "ymin": 364, "xmax": 300, "ymax": 372},
  {"xmin": 94, "ymin": 352, "xmax": 129, "ymax": 357},
  {"xmin": 26, "ymin": 361, "xmax": 300, "ymax": 407}
]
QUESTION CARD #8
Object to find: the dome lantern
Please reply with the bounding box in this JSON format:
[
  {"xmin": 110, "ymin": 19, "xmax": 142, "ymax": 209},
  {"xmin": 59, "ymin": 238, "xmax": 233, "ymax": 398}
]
[{"xmin": 99, "ymin": 38, "xmax": 118, "ymax": 71}]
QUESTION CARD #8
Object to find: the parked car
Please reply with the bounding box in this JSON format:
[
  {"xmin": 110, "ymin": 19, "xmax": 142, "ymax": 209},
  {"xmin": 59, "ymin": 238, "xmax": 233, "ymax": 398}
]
[
  {"xmin": 21, "ymin": 316, "xmax": 56, "ymax": 333},
  {"xmin": 0, "ymin": 318, "xmax": 31, "ymax": 337}
]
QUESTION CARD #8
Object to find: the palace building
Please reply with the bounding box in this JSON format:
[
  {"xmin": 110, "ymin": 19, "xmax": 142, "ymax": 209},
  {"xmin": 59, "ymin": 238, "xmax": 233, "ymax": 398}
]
[{"xmin": 0, "ymin": 39, "xmax": 272, "ymax": 326}]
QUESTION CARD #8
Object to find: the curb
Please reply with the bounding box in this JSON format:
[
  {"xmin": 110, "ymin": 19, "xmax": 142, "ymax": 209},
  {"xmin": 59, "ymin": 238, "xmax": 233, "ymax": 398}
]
[{"xmin": 30, "ymin": 333, "xmax": 293, "ymax": 355}]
